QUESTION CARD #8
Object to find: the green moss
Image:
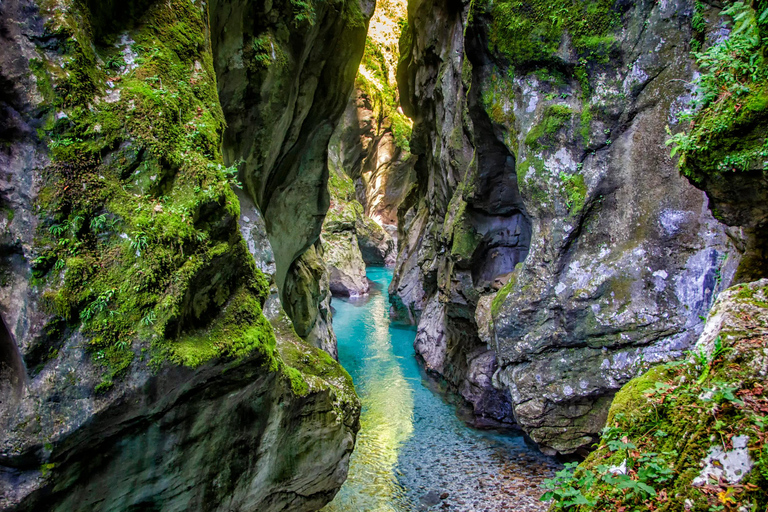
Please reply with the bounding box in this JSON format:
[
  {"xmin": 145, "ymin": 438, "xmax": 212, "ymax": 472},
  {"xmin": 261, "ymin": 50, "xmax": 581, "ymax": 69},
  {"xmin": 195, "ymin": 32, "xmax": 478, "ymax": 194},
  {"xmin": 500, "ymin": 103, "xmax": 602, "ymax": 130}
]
[
  {"xmin": 734, "ymin": 283, "xmax": 768, "ymax": 308},
  {"xmin": 327, "ymin": 166, "xmax": 357, "ymax": 202},
  {"xmin": 546, "ymin": 288, "xmax": 768, "ymax": 511},
  {"xmin": 272, "ymin": 306, "xmax": 356, "ymax": 398},
  {"xmin": 490, "ymin": 264, "xmax": 521, "ymax": 317},
  {"xmin": 29, "ymin": 58, "xmax": 56, "ymax": 104},
  {"xmin": 605, "ymin": 275, "xmax": 633, "ymax": 304},
  {"xmin": 153, "ymin": 288, "xmax": 275, "ymax": 368},
  {"xmin": 482, "ymin": 68, "xmax": 517, "ymax": 127},
  {"xmin": 516, "ymin": 157, "xmax": 549, "ymax": 205},
  {"xmin": 451, "ymin": 220, "xmax": 481, "ymax": 260},
  {"xmin": 559, "ymin": 171, "xmax": 587, "ymax": 214},
  {"xmin": 445, "ymin": 198, "xmax": 480, "ymax": 261},
  {"xmin": 580, "ymin": 104, "xmax": 593, "ymax": 144},
  {"xmin": 31, "ymin": 0, "xmax": 275, "ymax": 387},
  {"xmin": 669, "ymin": 2, "xmax": 768, "ymax": 179},
  {"xmin": 483, "ymin": 0, "xmax": 620, "ymax": 69},
  {"xmin": 1, "ymin": 205, "xmax": 14, "ymax": 223},
  {"xmin": 525, "ymin": 104, "xmax": 573, "ymax": 151},
  {"xmin": 278, "ymin": 334, "xmax": 354, "ymax": 392}
]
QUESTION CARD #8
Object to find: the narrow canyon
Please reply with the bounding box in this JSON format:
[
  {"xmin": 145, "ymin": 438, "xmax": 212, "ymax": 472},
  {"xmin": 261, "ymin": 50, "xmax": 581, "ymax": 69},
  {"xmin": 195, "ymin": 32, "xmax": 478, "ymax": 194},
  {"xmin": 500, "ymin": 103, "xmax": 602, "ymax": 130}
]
[{"xmin": 0, "ymin": 0, "xmax": 766, "ymax": 510}]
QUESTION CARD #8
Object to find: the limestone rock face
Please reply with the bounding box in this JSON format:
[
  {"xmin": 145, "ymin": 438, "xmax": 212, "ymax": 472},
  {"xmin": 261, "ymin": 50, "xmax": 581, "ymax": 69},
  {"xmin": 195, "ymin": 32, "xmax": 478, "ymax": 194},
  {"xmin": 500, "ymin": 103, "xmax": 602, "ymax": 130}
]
[
  {"xmin": 283, "ymin": 243, "xmax": 339, "ymax": 357},
  {"xmin": 672, "ymin": 4, "xmax": 768, "ymax": 283},
  {"xmin": 393, "ymin": 0, "xmax": 741, "ymax": 453},
  {"xmin": 330, "ymin": 89, "xmax": 415, "ymax": 241},
  {"xmin": 0, "ymin": 337, "xmax": 359, "ymax": 512},
  {"xmin": 564, "ymin": 279, "xmax": 768, "ymax": 510},
  {"xmin": 0, "ymin": 0, "xmax": 360, "ymax": 509},
  {"xmin": 320, "ymin": 154, "xmax": 397, "ymax": 298},
  {"xmin": 211, "ymin": 0, "xmax": 375, "ymax": 352},
  {"xmin": 323, "ymin": 230, "xmax": 370, "ymax": 298}
]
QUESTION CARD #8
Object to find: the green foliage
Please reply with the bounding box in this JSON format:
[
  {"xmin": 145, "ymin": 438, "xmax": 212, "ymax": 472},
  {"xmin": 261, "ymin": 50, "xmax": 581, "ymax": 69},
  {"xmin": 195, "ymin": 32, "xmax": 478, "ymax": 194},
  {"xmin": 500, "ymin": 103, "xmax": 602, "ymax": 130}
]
[
  {"xmin": 357, "ymin": 34, "xmax": 413, "ymax": 152},
  {"xmin": 80, "ymin": 288, "xmax": 116, "ymax": 323},
  {"xmin": 30, "ymin": 0, "xmax": 277, "ymax": 390},
  {"xmin": 288, "ymin": 0, "xmax": 365, "ymax": 28},
  {"xmin": 542, "ymin": 449, "xmax": 677, "ymax": 510},
  {"xmin": 667, "ymin": 1, "xmax": 768, "ymax": 178},
  {"xmin": 541, "ymin": 463, "xmax": 597, "ymax": 508},
  {"xmin": 208, "ymin": 160, "xmax": 244, "ymax": 189},
  {"xmin": 244, "ymin": 33, "xmax": 286, "ymax": 71},
  {"xmin": 290, "ymin": 0, "xmax": 316, "ymax": 26}
]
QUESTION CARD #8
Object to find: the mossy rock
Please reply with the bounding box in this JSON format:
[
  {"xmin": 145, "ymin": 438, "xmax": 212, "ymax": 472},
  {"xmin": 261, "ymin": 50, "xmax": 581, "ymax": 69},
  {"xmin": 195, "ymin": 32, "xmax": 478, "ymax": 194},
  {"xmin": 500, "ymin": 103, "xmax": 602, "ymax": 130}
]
[
  {"xmin": 31, "ymin": 0, "xmax": 278, "ymax": 385},
  {"xmin": 545, "ymin": 280, "xmax": 768, "ymax": 511}
]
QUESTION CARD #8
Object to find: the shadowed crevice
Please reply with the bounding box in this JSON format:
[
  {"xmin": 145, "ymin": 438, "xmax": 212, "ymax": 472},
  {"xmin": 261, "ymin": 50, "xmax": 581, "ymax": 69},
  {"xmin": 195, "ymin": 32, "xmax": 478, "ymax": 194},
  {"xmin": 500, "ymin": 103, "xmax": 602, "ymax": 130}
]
[{"xmin": 0, "ymin": 316, "xmax": 25, "ymax": 406}]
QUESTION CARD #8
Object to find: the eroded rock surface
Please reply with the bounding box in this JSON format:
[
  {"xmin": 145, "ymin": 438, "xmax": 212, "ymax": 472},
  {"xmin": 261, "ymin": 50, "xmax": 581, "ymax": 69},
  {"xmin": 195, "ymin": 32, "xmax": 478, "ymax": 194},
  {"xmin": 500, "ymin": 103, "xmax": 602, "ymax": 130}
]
[
  {"xmin": 393, "ymin": 0, "xmax": 742, "ymax": 452},
  {"xmin": 0, "ymin": 0, "xmax": 361, "ymax": 509},
  {"xmin": 211, "ymin": 0, "xmax": 375, "ymax": 352},
  {"xmin": 562, "ymin": 279, "xmax": 768, "ymax": 510},
  {"xmin": 330, "ymin": 89, "xmax": 415, "ymax": 243}
]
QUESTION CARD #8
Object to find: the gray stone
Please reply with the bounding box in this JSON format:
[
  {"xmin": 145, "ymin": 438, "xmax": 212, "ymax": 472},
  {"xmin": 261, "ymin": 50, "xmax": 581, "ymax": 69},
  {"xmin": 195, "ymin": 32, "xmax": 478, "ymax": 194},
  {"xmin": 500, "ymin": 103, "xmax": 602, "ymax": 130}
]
[{"xmin": 391, "ymin": 0, "xmax": 743, "ymax": 454}]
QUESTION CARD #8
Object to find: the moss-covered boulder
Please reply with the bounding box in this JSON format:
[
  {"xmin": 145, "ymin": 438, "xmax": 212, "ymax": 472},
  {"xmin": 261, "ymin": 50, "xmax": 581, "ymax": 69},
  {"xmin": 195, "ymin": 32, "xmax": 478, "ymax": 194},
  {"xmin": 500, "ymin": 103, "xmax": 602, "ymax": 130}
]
[{"xmin": 544, "ymin": 279, "xmax": 768, "ymax": 511}]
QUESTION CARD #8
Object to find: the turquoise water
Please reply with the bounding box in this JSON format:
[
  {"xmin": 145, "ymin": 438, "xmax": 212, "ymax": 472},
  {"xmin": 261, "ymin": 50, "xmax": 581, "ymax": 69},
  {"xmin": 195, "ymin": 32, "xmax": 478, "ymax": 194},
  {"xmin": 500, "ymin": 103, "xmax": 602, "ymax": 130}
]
[{"xmin": 322, "ymin": 268, "xmax": 559, "ymax": 512}]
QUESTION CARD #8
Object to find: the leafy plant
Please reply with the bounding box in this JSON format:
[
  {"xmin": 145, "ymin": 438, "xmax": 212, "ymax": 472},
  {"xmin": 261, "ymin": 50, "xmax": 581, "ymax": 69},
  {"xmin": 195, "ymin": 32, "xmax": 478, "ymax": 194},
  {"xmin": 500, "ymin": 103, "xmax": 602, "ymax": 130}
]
[
  {"xmin": 541, "ymin": 462, "xmax": 597, "ymax": 509},
  {"xmin": 89, "ymin": 214, "xmax": 109, "ymax": 233},
  {"xmin": 208, "ymin": 160, "xmax": 244, "ymax": 189},
  {"xmin": 130, "ymin": 231, "xmax": 149, "ymax": 257},
  {"xmin": 140, "ymin": 310, "xmax": 156, "ymax": 327},
  {"xmin": 49, "ymin": 222, "xmax": 69, "ymax": 237},
  {"xmin": 80, "ymin": 289, "xmax": 116, "ymax": 323},
  {"xmin": 666, "ymin": 1, "xmax": 768, "ymax": 175}
]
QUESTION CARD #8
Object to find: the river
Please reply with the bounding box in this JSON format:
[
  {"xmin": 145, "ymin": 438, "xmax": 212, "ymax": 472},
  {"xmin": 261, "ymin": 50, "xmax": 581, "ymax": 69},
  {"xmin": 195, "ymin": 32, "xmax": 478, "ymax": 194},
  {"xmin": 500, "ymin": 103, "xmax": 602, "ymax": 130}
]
[{"xmin": 322, "ymin": 267, "xmax": 560, "ymax": 512}]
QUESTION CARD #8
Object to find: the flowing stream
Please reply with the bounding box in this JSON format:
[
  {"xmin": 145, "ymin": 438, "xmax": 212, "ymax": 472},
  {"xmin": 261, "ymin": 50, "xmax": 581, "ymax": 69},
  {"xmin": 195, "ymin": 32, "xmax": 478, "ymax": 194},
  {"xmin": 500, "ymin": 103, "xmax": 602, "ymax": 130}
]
[{"xmin": 322, "ymin": 268, "xmax": 561, "ymax": 512}]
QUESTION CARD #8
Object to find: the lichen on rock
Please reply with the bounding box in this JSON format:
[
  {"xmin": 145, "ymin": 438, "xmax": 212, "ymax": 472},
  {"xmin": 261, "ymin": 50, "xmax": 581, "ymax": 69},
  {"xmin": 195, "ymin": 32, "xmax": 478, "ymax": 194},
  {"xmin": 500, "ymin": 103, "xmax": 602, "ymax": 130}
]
[{"xmin": 392, "ymin": 0, "xmax": 744, "ymax": 452}]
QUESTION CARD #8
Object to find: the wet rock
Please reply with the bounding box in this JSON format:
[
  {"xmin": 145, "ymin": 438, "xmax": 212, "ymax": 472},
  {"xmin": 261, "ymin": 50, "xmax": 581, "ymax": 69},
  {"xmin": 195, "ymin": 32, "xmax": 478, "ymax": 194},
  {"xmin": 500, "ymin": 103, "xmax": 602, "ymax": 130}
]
[
  {"xmin": 392, "ymin": 0, "xmax": 741, "ymax": 454},
  {"xmin": 0, "ymin": 0, "xmax": 361, "ymax": 509}
]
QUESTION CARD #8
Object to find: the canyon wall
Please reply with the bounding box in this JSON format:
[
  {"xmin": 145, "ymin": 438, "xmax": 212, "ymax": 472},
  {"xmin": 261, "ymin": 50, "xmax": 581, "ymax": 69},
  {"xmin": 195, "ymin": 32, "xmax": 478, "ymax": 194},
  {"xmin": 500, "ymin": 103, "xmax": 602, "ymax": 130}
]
[
  {"xmin": 211, "ymin": 0, "xmax": 374, "ymax": 350},
  {"xmin": 320, "ymin": 0, "xmax": 414, "ymax": 297},
  {"xmin": 0, "ymin": 0, "xmax": 363, "ymax": 509},
  {"xmin": 393, "ymin": 0, "xmax": 747, "ymax": 453}
]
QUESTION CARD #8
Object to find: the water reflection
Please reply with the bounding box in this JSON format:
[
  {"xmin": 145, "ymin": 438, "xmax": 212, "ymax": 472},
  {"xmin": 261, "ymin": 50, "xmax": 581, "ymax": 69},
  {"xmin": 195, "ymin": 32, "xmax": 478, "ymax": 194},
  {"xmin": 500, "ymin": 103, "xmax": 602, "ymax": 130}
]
[
  {"xmin": 323, "ymin": 270, "xmax": 414, "ymax": 511},
  {"xmin": 323, "ymin": 268, "xmax": 559, "ymax": 512}
]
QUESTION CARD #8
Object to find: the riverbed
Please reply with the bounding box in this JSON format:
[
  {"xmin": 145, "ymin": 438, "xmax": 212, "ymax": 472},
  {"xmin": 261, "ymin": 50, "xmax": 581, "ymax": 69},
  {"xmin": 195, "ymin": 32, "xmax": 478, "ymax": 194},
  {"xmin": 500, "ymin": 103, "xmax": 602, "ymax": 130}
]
[{"xmin": 322, "ymin": 267, "xmax": 561, "ymax": 512}]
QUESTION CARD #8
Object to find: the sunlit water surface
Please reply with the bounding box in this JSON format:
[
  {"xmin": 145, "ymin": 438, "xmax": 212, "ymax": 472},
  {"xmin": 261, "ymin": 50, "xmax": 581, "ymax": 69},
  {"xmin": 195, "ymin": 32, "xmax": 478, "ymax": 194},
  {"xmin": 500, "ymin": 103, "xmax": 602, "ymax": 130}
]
[{"xmin": 322, "ymin": 268, "xmax": 560, "ymax": 512}]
